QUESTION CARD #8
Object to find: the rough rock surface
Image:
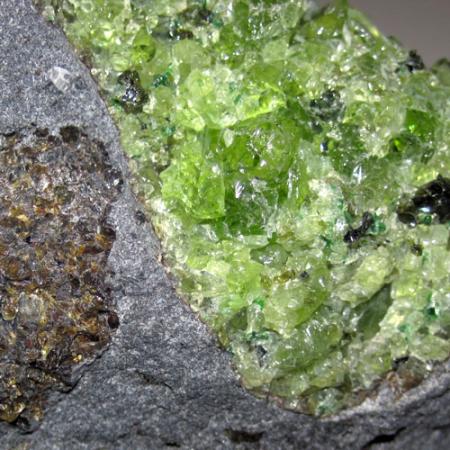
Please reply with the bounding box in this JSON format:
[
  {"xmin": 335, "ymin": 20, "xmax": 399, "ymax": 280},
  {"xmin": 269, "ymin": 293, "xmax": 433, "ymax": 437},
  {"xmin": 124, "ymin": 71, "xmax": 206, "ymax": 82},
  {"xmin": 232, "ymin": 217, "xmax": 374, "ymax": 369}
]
[{"xmin": 0, "ymin": 1, "xmax": 449, "ymax": 448}]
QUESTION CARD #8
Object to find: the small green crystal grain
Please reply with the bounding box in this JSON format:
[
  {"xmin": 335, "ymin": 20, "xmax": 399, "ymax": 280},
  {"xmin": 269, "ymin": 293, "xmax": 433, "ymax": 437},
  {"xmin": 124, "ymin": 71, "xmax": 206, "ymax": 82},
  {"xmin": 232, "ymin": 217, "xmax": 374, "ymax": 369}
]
[{"xmin": 39, "ymin": 0, "xmax": 450, "ymax": 415}]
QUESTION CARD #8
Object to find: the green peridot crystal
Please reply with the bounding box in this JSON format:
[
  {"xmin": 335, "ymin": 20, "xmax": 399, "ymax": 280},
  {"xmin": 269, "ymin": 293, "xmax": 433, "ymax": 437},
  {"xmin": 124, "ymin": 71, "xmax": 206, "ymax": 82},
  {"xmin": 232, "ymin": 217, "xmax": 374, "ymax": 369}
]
[{"xmin": 39, "ymin": 0, "xmax": 450, "ymax": 414}]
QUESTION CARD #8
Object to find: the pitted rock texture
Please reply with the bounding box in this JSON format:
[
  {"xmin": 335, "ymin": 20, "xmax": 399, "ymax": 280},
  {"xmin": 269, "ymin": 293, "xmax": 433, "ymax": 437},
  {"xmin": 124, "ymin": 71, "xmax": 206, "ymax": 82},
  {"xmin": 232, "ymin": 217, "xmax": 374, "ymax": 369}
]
[{"xmin": 0, "ymin": 1, "xmax": 450, "ymax": 449}]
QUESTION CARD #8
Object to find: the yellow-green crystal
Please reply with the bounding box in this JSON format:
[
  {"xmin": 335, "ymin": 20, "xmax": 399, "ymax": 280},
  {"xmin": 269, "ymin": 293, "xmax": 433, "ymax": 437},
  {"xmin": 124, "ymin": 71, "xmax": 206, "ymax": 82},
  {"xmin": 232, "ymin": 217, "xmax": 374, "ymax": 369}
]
[{"xmin": 39, "ymin": 0, "xmax": 450, "ymax": 415}]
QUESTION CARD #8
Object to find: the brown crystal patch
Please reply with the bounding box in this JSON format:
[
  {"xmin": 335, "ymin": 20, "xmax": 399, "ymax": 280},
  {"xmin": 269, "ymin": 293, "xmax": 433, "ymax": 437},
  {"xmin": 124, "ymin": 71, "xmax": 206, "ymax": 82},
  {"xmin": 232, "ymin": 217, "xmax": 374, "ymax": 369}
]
[{"xmin": 0, "ymin": 127, "xmax": 122, "ymax": 429}]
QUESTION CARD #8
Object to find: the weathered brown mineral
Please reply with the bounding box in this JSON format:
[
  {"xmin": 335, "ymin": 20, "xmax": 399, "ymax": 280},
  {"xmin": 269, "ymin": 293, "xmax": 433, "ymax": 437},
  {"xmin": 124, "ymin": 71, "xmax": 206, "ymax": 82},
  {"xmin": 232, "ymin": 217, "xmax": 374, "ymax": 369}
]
[{"xmin": 0, "ymin": 127, "xmax": 121, "ymax": 429}]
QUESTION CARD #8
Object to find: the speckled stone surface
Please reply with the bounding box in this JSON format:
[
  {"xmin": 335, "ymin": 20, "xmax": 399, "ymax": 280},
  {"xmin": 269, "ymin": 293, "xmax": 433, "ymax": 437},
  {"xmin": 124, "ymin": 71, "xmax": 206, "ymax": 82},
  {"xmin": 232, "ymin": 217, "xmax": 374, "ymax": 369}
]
[{"xmin": 1, "ymin": 1, "xmax": 450, "ymax": 448}]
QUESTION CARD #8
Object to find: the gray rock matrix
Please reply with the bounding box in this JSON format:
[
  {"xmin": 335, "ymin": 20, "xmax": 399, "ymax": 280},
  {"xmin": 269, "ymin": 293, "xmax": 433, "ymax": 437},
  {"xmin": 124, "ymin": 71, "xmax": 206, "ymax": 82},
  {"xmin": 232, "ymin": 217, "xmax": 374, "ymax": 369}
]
[{"xmin": 1, "ymin": 1, "xmax": 450, "ymax": 448}]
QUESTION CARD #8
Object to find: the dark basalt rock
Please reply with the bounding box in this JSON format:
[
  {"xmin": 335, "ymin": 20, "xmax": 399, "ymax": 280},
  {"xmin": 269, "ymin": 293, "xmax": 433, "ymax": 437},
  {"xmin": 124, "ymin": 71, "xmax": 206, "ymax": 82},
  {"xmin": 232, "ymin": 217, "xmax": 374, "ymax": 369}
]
[
  {"xmin": 309, "ymin": 89, "xmax": 344, "ymax": 121},
  {"xmin": 412, "ymin": 175, "xmax": 450, "ymax": 223},
  {"xmin": 397, "ymin": 175, "xmax": 450, "ymax": 226},
  {"xmin": 344, "ymin": 212, "xmax": 375, "ymax": 244},
  {"xmin": 404, "ymin": 50, "xmax": 426, "ymax": 73},
  {"xmin": 117, "ymin": 71, "xmax": 148, "ymax": 113}
]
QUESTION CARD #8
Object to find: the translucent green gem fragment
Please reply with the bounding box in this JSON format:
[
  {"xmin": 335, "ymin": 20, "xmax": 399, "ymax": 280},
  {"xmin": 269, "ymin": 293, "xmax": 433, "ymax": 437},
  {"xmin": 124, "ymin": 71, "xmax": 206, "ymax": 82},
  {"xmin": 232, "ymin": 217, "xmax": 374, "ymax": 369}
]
[{"xmin": 40, "ymin": 0, "xmax": 450, "ymax": 415}]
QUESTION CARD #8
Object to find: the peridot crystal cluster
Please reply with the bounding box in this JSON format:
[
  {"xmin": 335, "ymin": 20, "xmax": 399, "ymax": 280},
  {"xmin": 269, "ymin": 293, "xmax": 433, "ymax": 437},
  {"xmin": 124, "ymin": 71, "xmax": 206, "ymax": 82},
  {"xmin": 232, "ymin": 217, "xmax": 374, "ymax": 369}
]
[{"xmin": 40, "ymin": 0, "xmax": 450, "ymax": 414}]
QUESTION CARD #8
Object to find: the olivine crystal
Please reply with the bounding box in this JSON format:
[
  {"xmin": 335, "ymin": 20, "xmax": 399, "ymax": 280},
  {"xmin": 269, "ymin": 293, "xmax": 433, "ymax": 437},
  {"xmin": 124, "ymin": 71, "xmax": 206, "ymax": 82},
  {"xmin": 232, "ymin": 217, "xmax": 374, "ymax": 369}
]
[
  {"xmin": 0, "ymin": 128, "xmax": 121, "ymax": 427},
  {"xmin": 40, "ymin": 0, "xmax": 450, "ymax": 414}
]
